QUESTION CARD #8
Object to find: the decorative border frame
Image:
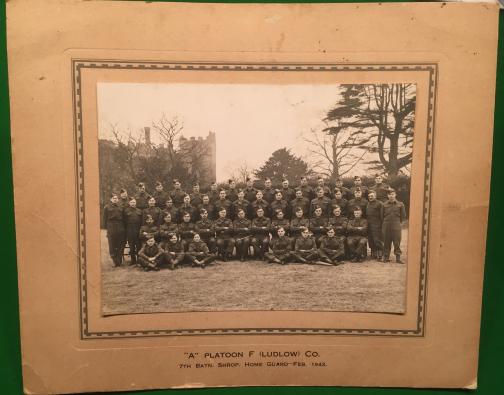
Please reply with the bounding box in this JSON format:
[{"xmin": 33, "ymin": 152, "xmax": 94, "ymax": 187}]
[{"xmin": 72, "ymin": 60, "xmax": 437, "ymax": 339}]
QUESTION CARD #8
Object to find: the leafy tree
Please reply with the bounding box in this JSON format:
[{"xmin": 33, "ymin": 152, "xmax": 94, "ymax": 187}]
[{"xmin": 254, "ymin": 148, "xmax": 311, "ymax": 182}]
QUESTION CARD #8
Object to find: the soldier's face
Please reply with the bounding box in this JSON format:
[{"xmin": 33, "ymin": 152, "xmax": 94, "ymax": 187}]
[
  {"xmin": 333, "ymin": 207, "xmax": 341, "ymax": 216},
  {"xmin": 238, "ymin": 192, "xmax": 244, "ymax": 199},
  {"xmin": 174, "ymin": 182, "xmax": 181, "ymax": 189},
  {"xmin": 317, "ymin": 190, "xmax": 324, "ymax": 197},
  {"xmin": 277, "ymin": 212, "xmax": 284, "ymax": 219},
  {"xmin": 355, "ymin": 191, "xmax": 362, "ymax": 198},
  {"xmin": 375, "ymin": 176, "xmax": 383, "ymax": 184},
  {"xmin": 257, "ymin": 209, "xmax": 264, "ymax": 217},
  {"xmin": 139, "ymin": 186, "xmax": 146, "ymax": 192},
  {"xmin": 219, "ymin": 210, "xmax": 227, "ymax": 218},
  {"xmin": 301, "ymin": 230, "xmax": 309, "ymax": 238},
  {"xmin": 183, "ymin": 214, "xmax": 191, "ymax": 222},
  {"xmin": 146, "ymin": 238, "xmax": 155, "ymax": 246},
  {"xmin": 201, "ymin": 211, "xmax": 208, "ymax": 219},
  {"xmin": 354, "ymin": 210, "xmax": 362, "ymax": 218},
  {"xmin": 238, "ymin": 210, "xmax": 245, "ymax": 219},
  {"xmin": 129, "ymin": 199, "xmax": 136, "ymax": 208},
  {"xmin": 148, "ymin": 198, "xmax": 156, "ymax": 206},
  {"xmin": 156, "ymin": 185, "xmax": 163, "ymax": 192},
  {"xmin": 256, "ymin": 192, "xmax": 263, "ymax": 200},
  {"xmin": 295, "ymin": 210, "xmax": 303, "ymax": 218},
  {"xmin": 295, "ymin": 191, "xmax": 302, "ymax": 198},
  {"xmin": 219, "ymin": 191, "xmax": 226, "ymax": 199},
  {"xmin": 265, "ymin": 180, "xmax": 272, "ymax": 188},
  {"xmin": 335, "ymin": 181, "xmax": 342, "ymax": 187},
  {"xmin": 368, "ymin": 193, "xmax": 376, "ymax": 201},
  {"xmin": 315, "ymin": 208, "xmax": 322, "ymax": 217},
  {"xmin": 246, "ymin": 180, "xmax": 253, "ymax": 187},
  {"xmin": 111, "ymin": 196, "xmax": 119, "ymax": 204},
  {"xmin": 275, "ymin": 193, "xmax": 282, "ymax": 200},
  {"xmin": 164, "ymin": 215, "xmax": 171, "ymax": 223},
  {"xmin": 317, "ymin": 179, "xmax": 324, "ymax": 186},
  {"xmin": 327, "ymin": 229, "xmax": 335, "ymax": 237},
  {"xmin": 282, "ymin": 181, "xmax": 289, "ymax": 188},
  {"xmin": 170, "ymin": 235, "xmax": 178, "ymax": 243},
  {"xmin": 120, "ymin": 191, "xmax": 127, "ymax": 198},
  {"xmin": 194, "ymin": 234, "xmax": 201, "ymax": 242},
  {"xmin": 335, "ymin": 191, "xmax": 342, "ymax": 199},
  {"xmin": 193, "ymin": 185, "xmax": 200, "ymax": 193},
  {"xmin": 166, "ymin": 200, "xmax": 173, "ymax": 207},
  {"xmin": 184, "ymin": 196, "xmax": 190, "ymax": 204},
  {"xmin": 146, "ymin": 218, "xmax": 154, "ymax": 225},
  {"xmin": 388, "ymin": 192, "xmax": 397, "ymax": 201},
  {"xmin": 203, "ymin": 196, "xmax": 210, "ymax": 204},
  {"xmin": 211, "ymin": 184, "xmax": 217, "ymax": 191},
  {"xmin": 229, "ymin": 181, "xmax": 236, "ymax": 189},
  {"xmin": 301, "ymin": 178, "xmax": 307, "ymax": 186},
  {"xmin": 354, "ymin": 178, "xmax": 362, "ymax": 185},
  {"xmin": 278, "ymin": 228, "xmax": 285, "ymax": 237}
]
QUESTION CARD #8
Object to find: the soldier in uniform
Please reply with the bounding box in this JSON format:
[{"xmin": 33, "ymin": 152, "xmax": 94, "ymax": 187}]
[
  {"xmin": 382, "ymin": 188, "xmax": 407, "ymax": 263},
  {"xmin": 316, "ymin": 177, "xmax": 332, "ymax": 198},
  {"xmin": 348, "ymin": 188, "xmax": 369, "ymax": 218},
  {"xmin": 251, "ymin": 190, "xmax": 270, "ymax": 218},
  {"xmin": 232, "ymin": 189, "xmax": 250, "ymax": 220},
  {"xmin": 179, "ymin": 194, "xmax": 196, "ymax": 222},
  {"xmin": 310, "ymin": 187, "xmax": 331, "ymax": 218},
  {"xmin": 309, "ymin": 206, "xmax": 329, "ymax": 247},
  {"xmin": 346, "ymin": 207, "xmax": 368, "ymax": 262},
  {"xmin": 233, "ymin": 208, "xmax": 252, "ymax": 261},
  {"xmin": 178, "ymin": 212, "xmax": 197, "ymax": 251},
  {"xmin": 243, "ymin": 177, "xmax": 258, "ymax": 203},
  {"xmin": 134, "ymin": 182, "xmax": 150, "ymax": 210},
  {"xmin": 350, "ymin": 176, "xmax": 369, "ymax": 199},
  {"xmin": 208, "ymin": 181, "xmax": 220, "ymax": 204},
  {"xmin": 163, "ymin": 198, "xmax": 179, "ymax": 224},
  {"xmin": 169, "ymin": 179, "xmax": 186, "ymax": 208},
  {"xmin": 290, "ymin": 188, "xmax": 310, "ymax": 219},
  {"xmin": 197, "ymin": 194, "xmax": 215, "ymax": 221},
  {"xmin": 265, "ymin": 227, "xmax": 293, "ymax": 265},
  {"xmin": 190, "ymin": 182, "xmax": 203, "ymax": 207},
  {"xmin": 119, "ymin": 188, "xmax": 129, "ymax": 208},
  {"xmin": 137, "ymin": 236, "xmax": 163, "ymax": 271},
  {"xmin": 370, "ymin": 174, "xmax": 390, "ymax": 202},
  {"xmin": 163, "ymin": 233, "xmax": 185, "ymax": 270},
  {"xmin": 331, "ymin": 188, "xmax": 349, "ymax": 217},
  {"xmin": 270, "ymin": 209, "xmax": 290, "ymax": 240},
  {"xmin": 158, "ymin": 212, "xmax": 179, "ymax": 245},
  {"xmin": 250, "ymin": 207, "xmax": 271, "ymax": 260},
  {"xmin": 366, "ymin": 190, "xmax": 384, "ymax": 260},
  {"xmin": 281, "ymin": 179, "xmax": 296, "ymax": 203},
  {"xmin": 318, "ymin": 227, "xmax": 345, "ymax": 265},
  {"xmin": 226, "ymin": 179, "xmax": 239, "ymax": 203},
  {"xmin": 262, "ymin": 178, "xmax": 276, "ymax": 204},
  {"xmin": 123, "ymin": 197, "xmax": 142, "ymax": 265},
  {"xmin": 187, "ymin": 233, "xmax": 216, "ymax": 268},
  {"xmin": 103, "ymin": 193, "xmax": 126, "ymax": 267},
  {"xmin": 214, "ymin": 208, "xmax": 235, "ymax": 261},
  {"xmin": 139, "ymin": 214, "xmax": 159, "ymax": 244},
  {"xmin": 214, "ymin": 189, "xmax": 232, "ymax": 219},
  {"xmin": 152, "ymin": 181, "xmax": 169, "ymax": 209},
  {"xmin": 292, "ymin": 227, "xmax": 320, "ymax": 264},
  {"xmin": 270, "ymin": 190, "xmax": 288, "ymax": 217},
  {"xmin": 328, "ymin": 205, "xmax": 348, "ymax": 240},
  {"xmin": 335, "ymin": 178, "xmax": 352, "ymax": 201},
  {"xmin": 290, "ymin": 207, "xmax": 310, "ymax": 247},
  {"xmin": 299, "ymin": 176, "xmax": 314, "ymax": 201},
  {"xmin": 142, "ymin": 196, "xmax": 162, "ymax": 225},
  {"xmin": 195, "ymin": 208, "xmax": 216, "ymax": 253}
]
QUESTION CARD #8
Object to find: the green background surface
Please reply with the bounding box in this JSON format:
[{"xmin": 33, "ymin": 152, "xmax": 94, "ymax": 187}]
[{"xmin": 1, "ymin": 1, "xmax": 502, "ymax": 394}]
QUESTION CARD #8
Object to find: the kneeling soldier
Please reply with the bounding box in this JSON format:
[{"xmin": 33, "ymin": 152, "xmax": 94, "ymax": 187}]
[
  {"xmin": 195, "ymin": 209, "xmax": 216, "ymax": 253},
  {"xmin": 163, "ymin": 233, "xmax": 185, "ymax": 270},
  {"xmin": 187, "ymin": 233, "xmax": 216, "ymax": 268},
  {"xmin": 293, "ymin": 227, "xmax": 320, "ymax": 264},
  {"xmin": 233, "ymin": 208, "xmax": 252, "ymax": 261},
  {"xmin": 318, "ymin": 227, "xmax": 345, "ymax": 265},
  {"xmin": 178, "ymin": 212, "xmax": 197, "ymax": 251},
  {"xmin": 138, "ymin": 236, "xmax": 164, "ymax": 271},
  {"xmin": 214, "ymin": 208, "xmax": 235, "ymax": 261},
  {"xmin": 251, "ymin": 207, "xmax": 271, "ymax": 260},
  {"xmin": 346, "ymin": 207, "xmax": 368, "ymax": 262},
  {"xmin": 265, "ymin": 227, "xmax": 293, "ymax": 265}
]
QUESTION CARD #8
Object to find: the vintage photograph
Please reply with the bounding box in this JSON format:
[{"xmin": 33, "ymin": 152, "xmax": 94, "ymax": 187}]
[{"xmin": 98, "ymin": 82, "xmax": 415, "ymax": 315}]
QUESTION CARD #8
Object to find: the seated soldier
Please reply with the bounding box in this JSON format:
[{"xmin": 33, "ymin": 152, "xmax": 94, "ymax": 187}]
[
  {"xmin": 270, "ymin": 190, "xmax": 288, "ymax": 217},
  {"xmin": 233, "ymin": 208, "xmax": 252, "ymax": 261},
  {"xmin": 178, "ymin": 212, "xmax": 197, "ymax": 251},
  {"xmin": 309, "ymin": 206, "xmax": 329, "ymax": 247},
  {"xmin": 318, "ymin": 227, "xmax": 345, "ymax": 265},
  {"xmin": 331, "ymin": 188, "xmax": 349, "ymax": 217},
  {"xmin": 190, "ymin": 182, "xmax": 203, "ymax": 207},
  {"xmin": 289, "ymin": 188, "xmax": 310, "ymax": 219},
  {"xmin": 197, "ymin": 194, "xmax": 215, "ymax": 221},
  {"xmin": 179, "ymin": 194, "xmax": 197, "ymax": 223},
  {"xmin": 214, "ymin": 208, "xmax": 235, "ymax": 261},
  {"xmin": 163, "ymin": 198, "xmax": 179, "ymax": 224},
  {"xmin": 214, "ymin": 189, "xmax": 233, "ymax": 219},
  {"xmin": 251, "ymin": 190, "xmax": 270, "ymax": 218},
  {"xmin": 265, "ymin": 227, "xmax": 293, "ymax": 265},
  {"xmin": 328, "ymin": 206, "xmax": 348, "ymax": 238},
  {"xmin": 195, "ymin": 208, "xmax": 216, "ymax": 253},
  {"xmin": 137, "ymin": 236, "xmax": 164, "ymax": 271},
  {"xmin": 346, "ymin": 207, "xmax": 368, "ymax": 262},
  {"xmin": 290, "ymin": 207, "xmax": 310, "ymax": 248},
  {"xmin": 187, "ymin": 233, "xmax": 216, "ymax": 268},
  {"xmin": 158, "ymin": 212, "xmax": 179, "ymax": 244},
  {"xmin": 142, "ymin": 196, "xmax": 162, "ymax": 225},
  {"xmin": 270, "ymin": 209, "xmax": 290, "ymax": 239},
  {"xmin": 163, "ymin": 233, "xmax": 185, "ymax": 269},
  {"xmin": 251, "ymin": 207, "xmax": 271, "ymax": 260},
  {"xmin": 232, "ymin": 189, "xmax": 250, "ymax": 220},
  {"xmin": 292, "ymin": 227, "xmax": 320, "ymax": 264},
  {"xmin": 348, "ymin": 187, "xmax": 368, "ymax": 219},
  {"xmin": 139, "ymin": 214, "xmax": 159, "ymax": 245},
  {"xmin": 310, "ymin": 187, "xmax": 331, "ymax": 217}
]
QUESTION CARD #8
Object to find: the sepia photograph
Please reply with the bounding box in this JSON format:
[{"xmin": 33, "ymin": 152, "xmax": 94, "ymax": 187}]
[{"xmin": 98, "ymin": 82, "xmax": 415, "ymax": 316}]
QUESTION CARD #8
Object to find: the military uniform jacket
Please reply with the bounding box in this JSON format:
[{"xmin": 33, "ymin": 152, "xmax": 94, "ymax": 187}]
[
  {"xmin": 188, "ymin": 240, "xmax": 210, "ymax": 254},
  {"xmin": 142, "ymin": 206, "xmax": 162, "ymax": 225},
  {"xmin": 139, "ymin": 224, "xmax": 159, "ymax": 240},
  {"xmin": 347, "ymin": 218, "xmax": 368, "ymax": 237},
  {"xmin": 214, "ymin": 199, "xmax": 232, "ymax": 217},
  {"xmin": 103, "ymin": 203, "xmax": 124, "ymax": 228},
  {"xmin": 330, "ymin": 198, "xmax": 349, "ymax": 216},
  {"xmin": 262, "ymin": 187, "xmax": 276, "ymax": 203},
  {"xmin": 169, "ymin": 189, "xmax": 186, "ymax": 207},
  {"xmin": 190, "ymin": 193, "xmax": 203, "ymax": 207},
  {"xmin": 124, "ymin": 207, "xmax": 142, "ymax": 226},
  {"xmin": 164, "ymin": 241, "xmax": 184, "ymax": 254},
  {"xmin": 119, "ymin": 197, "xmax": 130, "ymax": 208},
  {"xmin": 232, "ymin": 199, "xmax": 250, "ymax": 218},
  {"xmin": 382, "ymin": 200, "xmax": 406, "ymax": 223},
  {"xmin": 159, "ymin": 223, "xmax": 178, "ymax": 240},
  {"xmin": 271, "ymin": 218, "xmax": 290, "ymax": 235},
  {"xmin": 318, "ymin": 185, "xmax": 332, "ymax": 198},
  {"xmin": 281, "ymin": 187, "xmax": 296, "ymax": 203},
  {"xmin": 233, "ymin": 218, "xmax": 251, "ymax": 237},
  {"xmin": 243, "ymin": 187, "xmax": 258, "ymax": 203},
  {"xmin": 139, "ymin": 243, "xmax": 163, "ymax": 259},
  {"xmin": 226, "ymin": 188, "xmax": 239, "ymax": 203},
  {"xmin": 366, "ymin": 200, "xmax": 384, "ymax": 226},
  {"xmin": 290, "ymin": 197, "xmax": 310, "ymax": 216},
  {"xmin": 251, "ymin": 199, "xmax": 270, "ymax": 217},
  {"xmin": 295, "ymin": 236, "xmax": 317, "ymax": 251},
  {"xmin": 328, "ymin": 216, "xmax": 348, "ymax": 236},
  {"xmin": 348, "ymin": 198, "xmax": 369, "ymax": 218},
  {"xmin": 214, "ymin": 218, "xmax": 233, "ymax": 236},
  {"xmin": 309, "ymin": 216, "xmax": 328, "ymax": 234},
  {"xmin": 300, "ymin": 185, "xmax": 314, "ymax": 201},
  {"xmin": 134, "ymin": 191, "xmax": 151, "ymax": 210},
  {"xmin": 310, "ymin": 196, "xmax": 331, "ymax": 217},
  {"xmin": 178, "ymin": 222, "xmax": 197, "ymax": 239},
  {"xmin": 251, "ymin": 217, "xmax": 271, "ymax": 236},
  {"xmin": 195, "ymin": 219, "xmax": 215, "ymax": 237},
  {"xmin": 320, "ymin": 236, "xmax": 345, "ymax": 251},
  {"xmin": 271, "ymin": 236, "xmax": 292, "ymax": 252},
  {"xmin": 336, "ymin": 186, "xmax": 352, "ymax": 201},
  {"xmin": 290, "ymin": 217, "xmax": 310, "ymax": 236},
  {"xmin": 270, "ymin": 199, "xmax": 288, "ymax": 215},
  {"xmin": 370, "ymin": 183, "xmax": 390, "ymax": 202},
  {"xmin": 152, "ymin": 190, "xmax": 169, "ymax": 209},
  {"xmin": 208, "ymin": 190, "xmax": 220, "ymax": 204}
]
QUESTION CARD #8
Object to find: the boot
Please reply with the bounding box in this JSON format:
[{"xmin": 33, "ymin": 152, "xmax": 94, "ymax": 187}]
[
  {"xmin": 382, "ymin": 255, "xmax": 391, "ymax": 263},
  {"xmin": 396, "ymin": 254, "xmax": 403, "ymax": 264}
]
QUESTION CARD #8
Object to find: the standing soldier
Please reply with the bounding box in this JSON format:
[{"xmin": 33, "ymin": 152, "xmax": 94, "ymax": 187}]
[
  {"xmin": 316, "ymin": 176, "xmax": 332, "ymax": 198},
  {"xmin": 226, "ymin": 179, "xmax": 239, "ymax": 203},
  {"xmin": 208, "ymin": 181, "xmax": 220, "ymax": 204},
  {"xmin": 299, "ymin": 176, "xmax": 314, "ymax": 201},
  {"xmin": 250, "ymin": 207, "xmax": 271, "ymax": 260},
  {"xmin": 290, "ymin": 207, "xmax": 310, "ymax": 247},
  {"xmin": 262, "ymin": 178, "xmax": 276, "ymax": 204},
  {"xmin": 187, "ymin": 233, "xmax": 216, "ymax": 268},
  {"xmin": 335, "ymin": 178, "xmax": 352, "ymax": 201},
  {"xmin": 103, "ymin": 193, "xmax": 126, "ymax": 267},
  {"xmin": 190, "ymin": 182, "xmax": 203, "ymax": 208},
  {"xmin": 366, "ymin": 190, "xmax": 384, "ymax": 260},
  {"xmin": 331, "ymin": 188, "xmax": 349, "ymax": 217},
  {"xmin": 292, "ymin": 227, "xmax": 320, "ymax": 264},
  {"xmin": 195, "ymin": 208, "xmax": 216, "ymax": 253},
  {"xmin": 310, "ymin": 187, "xmax": 331, "ymax": 218},
  {"xmin": 309, "ymin": 206, "xmax": 329, "ymax": 247},
  {"xmin": 270, "ymin": 190, "xmax": 288, "ymax": 217},
  {"xmin": 318, "ymin": 227, "xmax": 345, "ymax": 265},
  {"xmin": 232, "ymin": 189, "xmax": 250, "ymax": 220},
  {"xmin": 350, "ymin": 176, "xmax": 369, "ymax": 199},
  {"xmin": 139, "ymin": 214, "xmax": 159, "ymax": 244},
  {"xmin": 124, "ymin": 197, "xmax": 142, "ymax": 266},
  {"xmin": 290, "ymin": 188, "xmax": 310, "ymax": 219},
  {"xmin": 197, "ymin": 194, "xmax": 215, "ymax": 221},
  {"xmin": 163, "ymin": 233, "xmax": 185, "ymax": 270},
  {"xmin": 134, "ymin": 182, "xmax": 150, "ymax": 210},
  {"xmin": 214, "ymin": 189, "xmax": 232, "ymax": 219},
  {"xmin": 382, "ymin": 188, "xmax": 407, "ymax": 263},
  {"xmin": 169, "ymin": 179, "xmax": 186, "ymax": 208},
  {"xmin": 152, "ymin": 181, "xmax": 169, "ymax": 209},
  {"xmin": 178, "ymin": 212, "xmax": 197, "ymax": 251},
  {"xmin": 348, "ymin": 188, "xmax": 369, "ymax": 218},
  {"xmin": 281, "ymin": 179, "xmax": 296, "ymax": 203},
  {"xmin": 370, "ymin": 174, "xmax": 390, "ymax": 202},
  {"xmin": 251, "ymin": 190, "xmax": 270, "ymax": 218},
  {"xmin": 346, "ymin": 207, "xmax": 368, "ymax": 262},
  {"xmin": 233, "ymin": 208, "xmax": 252, "ymax": 261},
  {"xmin": 142, "ymin": 196, "xmax": 162, "ymax": 225},
  {"xmin": 119, "ymin": 188, "xmax": 129, "ymax": 208},
  {"xmin": 179, "ymin": 194, "xmax": 196, "ymax": 223},
  {"xmin": 265, "ymin": 227, "xmax": 293, "ymax": 265},
  {"xmin": 163, "ymin": 198, "xmax": 179, "ymax": 224},
  {"xmin": 137, "ymin": 236, "xmax": 164, "ymax": 271},
  {"xmin": 158, "ymin": 212, "xmax": 179, "ymax": 244},
  {"xmin": 214, "ymin": 208, "xmax": 235, "ymax": 261},
  {"xmin": 243, "ymin": 177, "xmax": 257, "ymax": 203},
  {"xmin": 270, "ymin": 209, "xmax": 290, "ymax": 240},
  {"xmin": 329, "ymin": 206, "xmax": 348, "ymax": 238}
]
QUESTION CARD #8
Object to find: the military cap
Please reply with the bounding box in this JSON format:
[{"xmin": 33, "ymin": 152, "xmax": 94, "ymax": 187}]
[
  {"xmin": 110, "ymin": 192, "xmax": 119, "ymax": 198},
  {"xmin": 193, "ymin": 182, "xmax": 199, "ymax": 186},
  {"xmin": 120, "ymin": 188, "xmax": 127, "ymax": 194},
  {"xmin": 128, "ymin": 196, "xmax": 136, "ymax": 201},
  {"xmin": 387, "ymin": 188, "xmax": 396, "ymax": 194},
  {"xmin": 354, "ymin": 187, "xmax": 362, "ymax": 192},
  {"xmin": 200, "ymin": 208, "xmax": 208, "ymax": 214},
  {"xmin": 137, "ymin": 182, "xmax": 145, "ymax": 188},
  {"xmin": 172, "ymin": 179, "xmax": 180, "ymax": 184}
]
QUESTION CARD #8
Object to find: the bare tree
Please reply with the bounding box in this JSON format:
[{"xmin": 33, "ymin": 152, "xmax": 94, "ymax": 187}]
[
  {"xmin": 151, "ymin": 113, "xmax": 184, "ymax": 168},
  {"xmin": 109, "ymin": 123, "xmax": 142, "ymax": 180}
]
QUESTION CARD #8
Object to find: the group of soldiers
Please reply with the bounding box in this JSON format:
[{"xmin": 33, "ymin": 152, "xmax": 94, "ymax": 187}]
[{"xmin": 102, "ymin": 175, "xmax": 407, "ymax": 271}]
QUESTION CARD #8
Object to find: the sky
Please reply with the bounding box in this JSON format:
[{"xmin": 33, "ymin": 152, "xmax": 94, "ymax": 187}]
[{"xmin": 97, "ymin": 82, "xmax": 361, "ymax": 181}]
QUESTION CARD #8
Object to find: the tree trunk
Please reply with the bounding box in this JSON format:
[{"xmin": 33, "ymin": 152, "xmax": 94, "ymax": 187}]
[{"xmin": 331, "ymin": 135, "xmax": 339, "ymax": 179}]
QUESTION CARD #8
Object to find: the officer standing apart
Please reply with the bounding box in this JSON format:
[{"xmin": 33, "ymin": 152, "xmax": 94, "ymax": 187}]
[
  {"xmin": 103, "ymin": 193, "xmax": 126, "ymax": 267},
  {"xmin": 382, "ymin": 188, "xmax": 407, "ymax": 263}
]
